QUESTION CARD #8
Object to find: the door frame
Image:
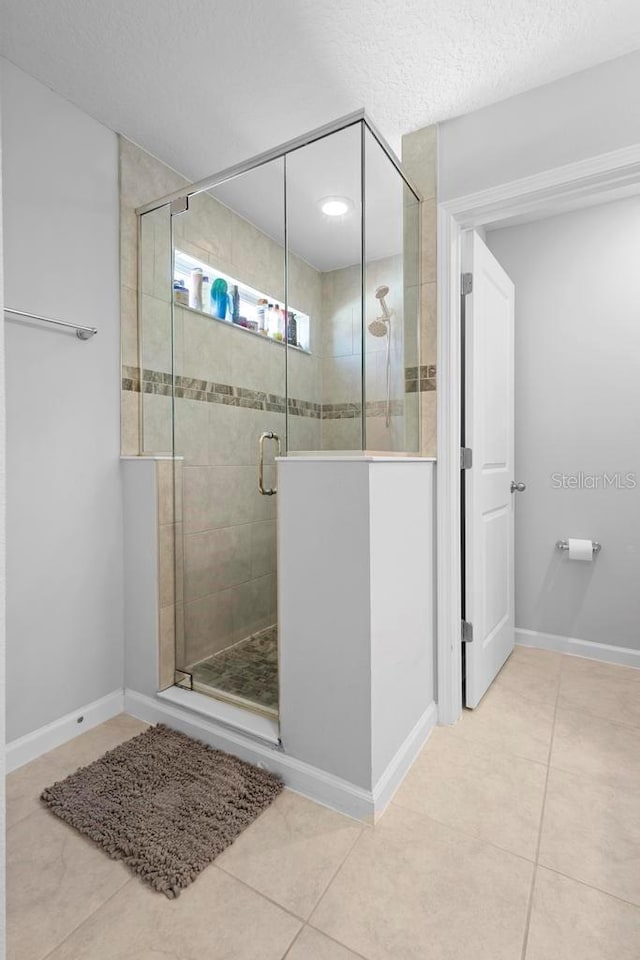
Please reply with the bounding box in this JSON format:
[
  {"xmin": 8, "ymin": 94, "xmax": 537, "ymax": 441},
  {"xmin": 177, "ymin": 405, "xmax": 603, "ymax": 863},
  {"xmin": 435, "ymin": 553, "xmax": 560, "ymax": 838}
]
[{"xmin": 436, "ymin": 142, "xmax": 640, "ymax": 725}]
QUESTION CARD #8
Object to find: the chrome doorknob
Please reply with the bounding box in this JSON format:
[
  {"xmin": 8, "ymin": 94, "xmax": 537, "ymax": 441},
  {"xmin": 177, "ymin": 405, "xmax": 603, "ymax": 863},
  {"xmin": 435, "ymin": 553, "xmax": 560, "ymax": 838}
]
[{"xmin": 511, "ymin": 481, "xmax": 527, "ymax": 493}]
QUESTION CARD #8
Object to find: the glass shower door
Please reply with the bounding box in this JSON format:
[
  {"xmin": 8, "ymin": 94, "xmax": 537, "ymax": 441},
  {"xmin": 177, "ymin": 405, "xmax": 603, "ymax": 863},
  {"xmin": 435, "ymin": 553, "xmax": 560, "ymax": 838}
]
[{"xmin": 172, "ymin": 158, "xmax": 286, "ymax": 717}]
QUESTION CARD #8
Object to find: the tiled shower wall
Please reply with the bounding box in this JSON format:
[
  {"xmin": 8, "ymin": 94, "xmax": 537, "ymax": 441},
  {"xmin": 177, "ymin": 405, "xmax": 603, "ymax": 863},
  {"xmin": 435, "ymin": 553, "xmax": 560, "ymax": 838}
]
[
  {"xmin": 320, "ymin": 253, "xmax": 422, "ymax": 452},
  {"xmin": 402, "ymin": 125, "xmax": 437, "ymax": 457}
]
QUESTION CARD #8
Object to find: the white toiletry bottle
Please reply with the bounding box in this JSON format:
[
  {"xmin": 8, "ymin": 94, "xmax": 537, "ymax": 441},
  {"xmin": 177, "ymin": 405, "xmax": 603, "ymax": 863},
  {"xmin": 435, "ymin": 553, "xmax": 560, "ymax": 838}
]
[
  {"xmin": 257, "ymin": 298, "xmax": 267, "ymax": 333},
  {"xmin": 201, "ymin": 276, "xmax": 211, "ymax": 314},
  {"xmin": 190, "ymin": 268, "xmax": 203, "ymax": 311}
]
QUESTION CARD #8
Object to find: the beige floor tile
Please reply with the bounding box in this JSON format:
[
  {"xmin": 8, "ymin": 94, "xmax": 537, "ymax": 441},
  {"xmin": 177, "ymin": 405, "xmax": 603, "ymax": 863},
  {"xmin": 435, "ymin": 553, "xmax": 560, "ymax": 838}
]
[
  {"xmin": 393, "ymin": 727, "xmax": 546, "ymax": 859},
  {"xmin": 7, "ymin": 808, "xmax": 131, "ymax": 960},
  {"xmin": 452, "ymin": 683, "xmax": 555, "ymax": 763},
  {"xmin": 551, "ymin": 708, "xmax": 640, "ymax": 793},
  {"xmin": 525, "ymin": 868, "xmax": 640, "ymax": 960},
  {"xmin": 513, "ymin": 645, "xmax": 564, "ymax": 672},
  {"xmin": 47, "ymin": 866, "xmax": 301, "ymax": 960},
  {"xmin": 6, "ymin": 716, "xmax": 149, "ymax": 830},
  {"xmin": 217, "ymin": 789, "xmax": 362, "ymax": 919},
  {"xmin": 7, "ymin": 754, "xmax": 62, "ymax": 829},
  {"xmin": 43, "ymin": 714, "xmax": 150, "ymax": 773},
  {"xmin": 310, "ymin": 804, "xmax": 533, "ymax": 960},
  {"xmin": 539, "ymin": 766, "xmax": 640, "ymax": 905},
  {"xmin": 561, "ymin": 654, "xmax": 640, "ymax": 684},
  {"xmin": 286, "ymin": 927, "xmax": 366, "ymax": 960},
  {"xmin": 493, "ymin": 646, "xmax": 563, "ymax": 705},
  {"xmin": 558, "ymin": 660, "xmax": 640, "ymax": 728}
]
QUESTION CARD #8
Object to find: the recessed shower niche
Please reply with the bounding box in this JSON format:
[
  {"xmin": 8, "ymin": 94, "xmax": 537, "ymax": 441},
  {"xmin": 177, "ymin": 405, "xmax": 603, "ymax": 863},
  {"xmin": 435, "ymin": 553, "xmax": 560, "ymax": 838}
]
[{"xmin": 137, "ymin": 113, "xmax": 422, "ymax": 716}]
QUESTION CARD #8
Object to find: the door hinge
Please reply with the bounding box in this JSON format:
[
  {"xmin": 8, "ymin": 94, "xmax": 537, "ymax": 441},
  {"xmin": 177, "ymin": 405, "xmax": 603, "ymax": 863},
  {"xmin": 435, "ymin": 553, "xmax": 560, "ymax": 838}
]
[
  {"xmin": 170, "ymin": 195, "xmax": 189, "ymax": 216},
  {"xmin": 460, "ymin": 447, "xmax": 473, "ymax": 470},
  {"xmin": 461, "ymin": 272, "xmax": 473, "ymax": 296},
  {"xmin": 462, "ymin": 620, "xmax": 474, "ymax": 643}
]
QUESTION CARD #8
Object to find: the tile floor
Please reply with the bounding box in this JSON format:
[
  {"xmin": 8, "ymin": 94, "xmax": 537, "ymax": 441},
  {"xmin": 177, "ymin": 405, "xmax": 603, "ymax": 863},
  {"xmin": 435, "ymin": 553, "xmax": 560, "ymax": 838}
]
[{"xmin": 6, "ymin": 647, "xmax": 640, "ymax": 960}]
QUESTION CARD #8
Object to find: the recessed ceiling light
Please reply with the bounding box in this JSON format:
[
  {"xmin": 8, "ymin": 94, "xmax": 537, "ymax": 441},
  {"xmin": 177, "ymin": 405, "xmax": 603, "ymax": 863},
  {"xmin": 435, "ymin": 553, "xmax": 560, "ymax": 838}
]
[{"xmin": 320, "ymin": 196, "xmax": 353, "ymax": 217}]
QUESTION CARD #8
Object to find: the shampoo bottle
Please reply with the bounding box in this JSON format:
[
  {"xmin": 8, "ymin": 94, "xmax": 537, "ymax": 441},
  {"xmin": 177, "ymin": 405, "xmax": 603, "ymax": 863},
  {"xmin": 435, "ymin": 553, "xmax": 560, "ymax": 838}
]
[{"xmin": 273, "ymin": 304, "xmax": 283, "ymax": 340}]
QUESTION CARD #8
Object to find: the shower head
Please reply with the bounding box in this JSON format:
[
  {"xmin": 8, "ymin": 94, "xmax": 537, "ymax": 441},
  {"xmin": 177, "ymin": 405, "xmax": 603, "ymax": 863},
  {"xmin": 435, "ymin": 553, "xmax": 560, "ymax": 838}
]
[
  {"xmin": 368, "ymin": 318, "xmax": 388, "ymax": 337},
  {"xmin": 375, "ymin": 285, "xmax": 392, "ymax": 320},
  {"xmin": 369, "ymin": 283, "xmax": 391, "ymax": 336}
]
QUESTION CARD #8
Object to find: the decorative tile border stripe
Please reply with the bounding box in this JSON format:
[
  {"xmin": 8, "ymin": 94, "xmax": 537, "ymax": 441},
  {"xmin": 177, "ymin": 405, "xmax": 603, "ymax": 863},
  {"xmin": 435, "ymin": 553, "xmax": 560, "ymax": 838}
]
[
  {"xmin": 122, "ymin": 364, "xmax": 435, "ymax": 421},
  {"xmin": 123, "ymin": 366, "xmax": 321, "ymax": 419},
  {"xmin": 321, "ymin": 402, "xmax": 361, "ymax": 420},
  {"xmin": 321, "ymin": 399, "xmax": 404, "ymax": 420}
]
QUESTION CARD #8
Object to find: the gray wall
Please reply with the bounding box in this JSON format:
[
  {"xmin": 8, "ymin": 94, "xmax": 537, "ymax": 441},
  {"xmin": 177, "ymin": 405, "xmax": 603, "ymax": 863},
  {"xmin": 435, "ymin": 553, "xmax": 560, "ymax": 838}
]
[
  {"xmin": 0, "ymin": 64, "xmax": 7, "ymax": 953},
  {"xmin": 1, "ymin": 59, "xmax": 124, "ymax": 740},
  {"xmin": 438, "ymin": 50, "xmax": 640, "ymax": 201},
  {"xmin": 487, "ymin": 197, "xmax": 640, "ymax": 650}
]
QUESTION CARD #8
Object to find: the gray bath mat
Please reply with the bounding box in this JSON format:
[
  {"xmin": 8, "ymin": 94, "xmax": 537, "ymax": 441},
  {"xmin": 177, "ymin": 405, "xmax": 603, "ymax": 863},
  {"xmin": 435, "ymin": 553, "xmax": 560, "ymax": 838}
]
[{"xmin": 40, "ymin": 723, "xmax": 283, "ymax": 898}]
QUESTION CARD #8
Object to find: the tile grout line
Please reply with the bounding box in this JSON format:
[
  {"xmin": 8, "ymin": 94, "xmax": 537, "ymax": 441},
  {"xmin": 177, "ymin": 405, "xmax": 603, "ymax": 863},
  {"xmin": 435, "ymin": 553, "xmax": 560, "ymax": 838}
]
[
  {"xmin": 213, "ymin": 863, "xmax": 310, "ymax": 926},
  {"xmin": 40, "ymin": 877, "xmax": 134, "ymax": 960},
  {"xmin": 306, "ymin": 824, "xmax": 371, "ymax": 933},
  {"xmin": 519, "ymin": 668, "xmax": 563, "ymax": 960},
  {"xmin": 539, "ymin": 864, "xmax": 640, "ymax": 911},
  {"xmin": 304, "ymin": 823, "xmax": 366, "ymax": 917},
  {"xmin": 216, "ymin": 821, "xmax": 365, "ymax": 930},
  {"xmin": 280, "ymin": 925, "xmax": 306, "ymax": 959},
  {"xmin": 6, "ymin": 802, "xmax": 51, "ymax": 835},
  {"xmin": 293, "ymin": 924, "xmax": 373, "ymax": 960},
  {"xmin": 535, "ymin": 654, "xmax": 640, "ymax": 909},
  {"xmin": 388, "ymin": 801, "xmax": 539, "ymax": 867},
  {"xmin": 279, "ymin": 923, "xmax": 373, "ymax": 960},
  {"xmin": 441, "ymin": 724, "xmax": 552, "ymax": 768},
  {"xmin": 552, "ymin": 700, "xmax": 640, "ymax": 734}
]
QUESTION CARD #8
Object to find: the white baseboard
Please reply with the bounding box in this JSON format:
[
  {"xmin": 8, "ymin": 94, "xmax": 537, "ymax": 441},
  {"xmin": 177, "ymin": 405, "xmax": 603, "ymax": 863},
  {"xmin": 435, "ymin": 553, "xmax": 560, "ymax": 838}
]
[
  {"xmin": 372, "ymin": 701, "xmax": 438, "ymax": 819},
  {"xmin": 6, "ymin": 690, "xmax": 125, "ymax": 773},
  {"xmin": 125, "ymin": 688, "xmax": 438, "ymax": 822},
  {"xmin": 515, "ymin": 628, "xmax": 640, "ymax": 670}
]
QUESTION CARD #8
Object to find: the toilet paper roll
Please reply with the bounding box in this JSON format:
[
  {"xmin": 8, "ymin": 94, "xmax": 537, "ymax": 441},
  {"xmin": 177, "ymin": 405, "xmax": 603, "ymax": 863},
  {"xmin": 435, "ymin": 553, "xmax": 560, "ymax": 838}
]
[{"xmin": 568, "ymin": 538, "xmax": 594, "ymax": 562}]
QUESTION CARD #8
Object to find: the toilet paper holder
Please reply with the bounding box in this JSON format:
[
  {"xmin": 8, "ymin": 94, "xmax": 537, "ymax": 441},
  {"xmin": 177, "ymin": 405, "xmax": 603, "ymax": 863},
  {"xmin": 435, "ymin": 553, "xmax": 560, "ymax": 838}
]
[{"xmin": 556, "ymin": 539, "xmax": 601, "ymax": 554}]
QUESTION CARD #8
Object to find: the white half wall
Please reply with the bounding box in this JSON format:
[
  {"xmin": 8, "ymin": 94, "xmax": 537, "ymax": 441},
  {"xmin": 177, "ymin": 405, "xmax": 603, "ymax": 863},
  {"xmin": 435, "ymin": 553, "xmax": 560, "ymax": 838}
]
[
  {"xmin": 438, "ymin": 50, "xmax": 640, "ymax": 201},
  {"xmin": 1, "ymin": 59, "xmax": 123, "ymax": 741},
  {"xmin": 278, "ymin": 457, "xmax": 436, "ymax": 795},
  {"xmin": 486, "ymin": 197, "xmax": 640, "ymax": 652}
]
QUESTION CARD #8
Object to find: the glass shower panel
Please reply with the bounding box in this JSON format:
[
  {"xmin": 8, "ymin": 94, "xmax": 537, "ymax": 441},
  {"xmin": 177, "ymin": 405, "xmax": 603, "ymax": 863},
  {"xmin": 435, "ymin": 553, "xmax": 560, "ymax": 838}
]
[
  {"xmin": 364, "ymin": 127, "xmax": 421, "ymax": 453},
  {"xmin": 139, "ymin": 203, "xmax": 173, "ymax": 454},
  {"xmin": 172, "ymin": 159, "xmax": 286, "ymax": 716},
  {"xmin": 286, "ymin": 123, "xmax": 363, "ymax": 453}
]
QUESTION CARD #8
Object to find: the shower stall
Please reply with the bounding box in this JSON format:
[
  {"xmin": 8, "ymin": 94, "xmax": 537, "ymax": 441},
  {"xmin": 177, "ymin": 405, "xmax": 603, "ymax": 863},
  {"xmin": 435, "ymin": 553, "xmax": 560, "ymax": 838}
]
[{"xmin": 137, "ymin": 111, "xmax": 422, "ymax": 719}]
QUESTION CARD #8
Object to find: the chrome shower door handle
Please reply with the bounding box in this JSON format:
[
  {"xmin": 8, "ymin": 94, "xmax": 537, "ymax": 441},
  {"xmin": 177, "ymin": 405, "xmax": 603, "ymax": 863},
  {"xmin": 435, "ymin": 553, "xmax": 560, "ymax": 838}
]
[{"xmin": 258, "ymin": 431, "xmax": 282, "ymax": 496}]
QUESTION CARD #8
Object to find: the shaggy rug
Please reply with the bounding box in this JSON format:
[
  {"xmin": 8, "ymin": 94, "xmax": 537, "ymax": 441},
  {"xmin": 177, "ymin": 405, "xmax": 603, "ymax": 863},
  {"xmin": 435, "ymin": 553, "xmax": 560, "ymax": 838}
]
[{"xmin": 40, "ymin": 723, "xmax": 283, "ymax": 898}]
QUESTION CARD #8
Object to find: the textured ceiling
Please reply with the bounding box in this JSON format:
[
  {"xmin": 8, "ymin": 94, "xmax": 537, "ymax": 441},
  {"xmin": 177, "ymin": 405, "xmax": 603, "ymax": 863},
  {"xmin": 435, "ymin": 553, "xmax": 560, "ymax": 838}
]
[{"xmin": 2, "ymin": 0, "xmax": 640, "ymax": 185}]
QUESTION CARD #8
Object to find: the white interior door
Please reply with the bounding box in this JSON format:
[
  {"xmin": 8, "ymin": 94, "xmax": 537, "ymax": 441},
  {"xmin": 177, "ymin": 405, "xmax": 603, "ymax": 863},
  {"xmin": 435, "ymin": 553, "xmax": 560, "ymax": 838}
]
[{"xmin": 463, "ymin": 231, "xmax": 516, "ymax": 708}]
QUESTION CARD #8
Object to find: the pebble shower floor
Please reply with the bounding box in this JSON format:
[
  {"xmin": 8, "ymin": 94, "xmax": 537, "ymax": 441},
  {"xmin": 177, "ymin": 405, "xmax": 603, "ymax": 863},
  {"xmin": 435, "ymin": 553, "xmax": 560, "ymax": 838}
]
[{"xmin": 190, "ymin": 625, "xmax": 278, "ymax": 714}]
